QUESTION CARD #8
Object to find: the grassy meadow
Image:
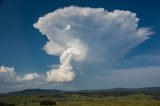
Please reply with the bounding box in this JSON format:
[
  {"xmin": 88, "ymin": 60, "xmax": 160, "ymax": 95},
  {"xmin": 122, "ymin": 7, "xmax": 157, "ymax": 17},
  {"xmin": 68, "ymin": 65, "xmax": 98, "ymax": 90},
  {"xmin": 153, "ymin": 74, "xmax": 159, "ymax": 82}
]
[{"xmin": 0, "ymin": 92, "xmax": 160, "ymax": 106}]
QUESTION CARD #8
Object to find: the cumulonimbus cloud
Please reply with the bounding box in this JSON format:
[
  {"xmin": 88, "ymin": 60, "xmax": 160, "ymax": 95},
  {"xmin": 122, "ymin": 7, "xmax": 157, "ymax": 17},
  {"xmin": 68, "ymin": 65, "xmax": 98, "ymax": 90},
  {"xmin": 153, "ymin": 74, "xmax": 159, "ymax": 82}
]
[
  {"xmin": 0, "ymin": 6, "xmax": 153, "ymax": 85},
  {"xmin": 33, "ymin": 6, "xmax": 153, "ymax": 82}
]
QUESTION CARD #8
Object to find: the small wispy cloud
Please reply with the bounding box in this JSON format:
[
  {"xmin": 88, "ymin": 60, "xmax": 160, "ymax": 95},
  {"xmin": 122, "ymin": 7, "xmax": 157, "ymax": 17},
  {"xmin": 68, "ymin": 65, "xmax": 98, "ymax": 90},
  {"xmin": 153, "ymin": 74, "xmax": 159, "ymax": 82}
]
[
  {"xmin": 124, "ymin": 54, "xmax": 160, "ymax": 67},
  {"xmin": 98, "ymin": 66, "xmax": 160, "ymax": 88}
]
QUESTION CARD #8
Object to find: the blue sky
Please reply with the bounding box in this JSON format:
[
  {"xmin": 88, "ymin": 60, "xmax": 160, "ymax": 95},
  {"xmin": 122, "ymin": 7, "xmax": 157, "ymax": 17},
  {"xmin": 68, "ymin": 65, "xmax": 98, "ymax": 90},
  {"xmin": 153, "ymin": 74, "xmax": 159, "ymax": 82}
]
[{"xmin": 0, "ymin": 0, "xmax": 160, "ymax": 92}]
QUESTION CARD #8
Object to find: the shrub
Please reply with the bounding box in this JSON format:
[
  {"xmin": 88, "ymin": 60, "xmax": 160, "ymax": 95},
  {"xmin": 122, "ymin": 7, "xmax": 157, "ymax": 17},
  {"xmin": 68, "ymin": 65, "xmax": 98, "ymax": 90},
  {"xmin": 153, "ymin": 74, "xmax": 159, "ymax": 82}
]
[{"xmin": 40, "ymin": 100, "xmax": 56, "ymax": 106}]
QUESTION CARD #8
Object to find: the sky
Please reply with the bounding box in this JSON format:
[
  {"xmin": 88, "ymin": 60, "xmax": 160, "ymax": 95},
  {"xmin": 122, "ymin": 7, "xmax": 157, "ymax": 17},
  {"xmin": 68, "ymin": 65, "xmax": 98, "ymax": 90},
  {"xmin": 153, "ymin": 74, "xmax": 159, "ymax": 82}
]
[{"xmin": 0, "ymin": 0, "xmax": 160, "ymax": 93}]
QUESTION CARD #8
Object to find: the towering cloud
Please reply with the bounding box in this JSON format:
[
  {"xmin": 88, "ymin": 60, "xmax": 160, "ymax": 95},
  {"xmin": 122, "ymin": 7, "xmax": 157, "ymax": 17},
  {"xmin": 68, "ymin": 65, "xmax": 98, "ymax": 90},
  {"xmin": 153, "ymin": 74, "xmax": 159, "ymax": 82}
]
[{"xmin": 33, "ymin": 6, "xmax": 153, "ymax": 82}]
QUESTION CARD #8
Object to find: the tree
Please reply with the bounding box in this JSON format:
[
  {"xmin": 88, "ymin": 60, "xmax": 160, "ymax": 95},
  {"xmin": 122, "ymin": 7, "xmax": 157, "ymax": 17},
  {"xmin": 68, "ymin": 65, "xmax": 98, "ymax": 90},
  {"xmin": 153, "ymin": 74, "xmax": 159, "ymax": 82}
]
[{"xmin": 40, "ymin": 100, "xmax": 56, "ymax": 106}]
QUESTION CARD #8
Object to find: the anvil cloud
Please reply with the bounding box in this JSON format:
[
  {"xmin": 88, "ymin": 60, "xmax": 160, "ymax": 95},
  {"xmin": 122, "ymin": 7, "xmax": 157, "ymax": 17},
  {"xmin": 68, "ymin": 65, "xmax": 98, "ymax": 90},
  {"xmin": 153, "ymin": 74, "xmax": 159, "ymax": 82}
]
[
  {"xmin": 0, "ymin": 6, "xmax": 153, "ymax": 88},
  {"xmin": 33, "ymin": 6, "xmax": 152, "ymax": 82}
]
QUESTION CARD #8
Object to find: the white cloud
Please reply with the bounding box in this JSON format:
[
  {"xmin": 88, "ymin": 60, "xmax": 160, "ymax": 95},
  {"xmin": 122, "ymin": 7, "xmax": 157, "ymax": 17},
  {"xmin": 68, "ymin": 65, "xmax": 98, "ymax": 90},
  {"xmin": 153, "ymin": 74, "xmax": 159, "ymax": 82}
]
[
  {"xmin": 33, "ymin": 6, "xmax": 153, "ymax": 82},
  {"xmin": 0, "ymin": 66, "xmax": 48, "ymax": 93},
  {"xmin": 0, "ymin": 66, "xmax": 46, "ymax": 90},
  {"xmin": 0, "ymin": 7, "xmax": 155, "ymax": 91},
  {"xmin": 17, "ymin": 72, "xmax": 43, "ymax": 81},
  {"xmin": 0, "ymin": 66, "xmax": 16, "ymax": 81},
  {"xmin": 46, "ymin": 48, "xmax": 77, "ymax": 82}
]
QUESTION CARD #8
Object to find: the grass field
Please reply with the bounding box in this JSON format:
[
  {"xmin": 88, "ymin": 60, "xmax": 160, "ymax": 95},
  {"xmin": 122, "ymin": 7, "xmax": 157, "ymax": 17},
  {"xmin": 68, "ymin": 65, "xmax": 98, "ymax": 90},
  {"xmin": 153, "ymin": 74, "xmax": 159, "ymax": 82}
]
[{"xmin": 0, "ymin": 92, "xmax": 160, "ymax": 106}]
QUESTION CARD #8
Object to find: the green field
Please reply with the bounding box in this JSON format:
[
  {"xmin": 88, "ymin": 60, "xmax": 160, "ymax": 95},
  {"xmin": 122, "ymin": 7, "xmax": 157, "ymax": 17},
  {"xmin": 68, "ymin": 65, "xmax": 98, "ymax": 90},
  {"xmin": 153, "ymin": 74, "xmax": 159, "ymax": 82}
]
[{"xmin": 0, "ymin": 92, "xmax": 160, "ymax": 106}]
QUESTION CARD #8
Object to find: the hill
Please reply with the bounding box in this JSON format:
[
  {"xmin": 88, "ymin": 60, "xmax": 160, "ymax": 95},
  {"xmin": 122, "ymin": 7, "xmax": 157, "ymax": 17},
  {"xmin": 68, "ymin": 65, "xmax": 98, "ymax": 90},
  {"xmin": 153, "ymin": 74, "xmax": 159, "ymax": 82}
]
[{"xmin": 4, "ymin": 87, "xmax": 160, "ymax": 95}]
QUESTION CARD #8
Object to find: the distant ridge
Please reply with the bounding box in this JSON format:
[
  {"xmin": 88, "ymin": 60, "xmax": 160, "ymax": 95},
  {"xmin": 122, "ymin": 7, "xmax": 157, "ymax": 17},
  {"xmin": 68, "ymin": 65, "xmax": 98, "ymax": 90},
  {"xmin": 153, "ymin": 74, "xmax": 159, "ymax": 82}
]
[
  {"xmin": 6, "ymin": 89, "xmax": 63, "ymax": 95},
  {"xmin": 4, "ymin": 87, "xmax": 160, "ymax": 95}
]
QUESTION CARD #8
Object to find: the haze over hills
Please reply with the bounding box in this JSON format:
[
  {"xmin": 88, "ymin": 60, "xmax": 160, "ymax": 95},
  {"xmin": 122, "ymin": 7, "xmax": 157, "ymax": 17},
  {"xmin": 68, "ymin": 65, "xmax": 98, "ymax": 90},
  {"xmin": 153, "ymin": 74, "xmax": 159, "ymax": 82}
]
[{"xmin": 3, "ymin": 87, "xmax": 160, "ymax": 95}]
